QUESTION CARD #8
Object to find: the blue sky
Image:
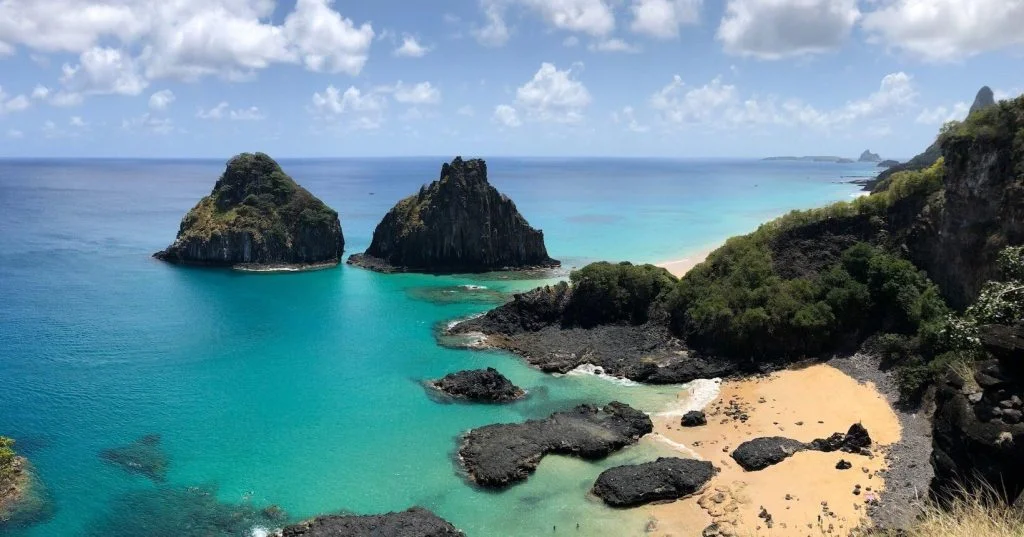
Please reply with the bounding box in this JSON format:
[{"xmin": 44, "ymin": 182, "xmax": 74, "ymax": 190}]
[{"xmin": 0, "ymin": 0, "xmax": 1021, "ymax": 158}]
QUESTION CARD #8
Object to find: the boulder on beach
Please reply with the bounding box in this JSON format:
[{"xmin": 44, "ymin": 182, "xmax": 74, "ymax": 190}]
[
  {"xmin": 458, "ymin": 402, "xmax": 652, "ymax": 488},
  {"xmin": 681, "ymin": 410, "xmax": 707, "ymax": 427},
  {"xmin": 731, "ymin": 437, "xmax": 807, "ymax": 471},
  {"xmin": 592, "ymin": 457, "xmax": 716, "ymax": 507},
  {"xmin": 276, "ymin": 507, "xmax": 464, "ymax": 537},
  {"xmin": 431, "ymin": 368, "xmax": 525, "ymax": 403},
  {"xmin": 348, "ymin": 157, "xmax": 559, "ymax": 274},
  {"xmin": 154, "ymin": 152, "xmax": 344, "ymax": 270}
]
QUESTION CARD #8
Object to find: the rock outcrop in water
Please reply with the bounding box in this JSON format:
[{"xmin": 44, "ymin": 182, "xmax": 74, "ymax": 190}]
[
  {"xmin": 458, "ymin": 402, "xmax": 652, "ymax": 488},
  {"xmin": 859, "ymin": 150, "xmax": 882, "ymax": 163},
  {"xmin": 430, "ymin": 368, "xmax": 525, "ymax": 403},
  {"xmin": 1, "ymin": 440, "xmax": 53, "ymax": 529},
  {"xmin": 154, "ymin": 153, "xmax": 344, "ymax": 270},
  {"xmin": 277, "ymin": 508, "xmax": 464, "ymax": 537},
  {"xmin": 592, "ymin": 457, "xmax": 716, "ymax": 507},
  {"xmin": 348, "ymin": 157, "xmax": 558, "ymax": 273}
]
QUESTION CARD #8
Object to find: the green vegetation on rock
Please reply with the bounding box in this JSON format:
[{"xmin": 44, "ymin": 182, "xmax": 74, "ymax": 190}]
[
  {"xmin": 565, "ymin": 262, "xmax": 676, "ymax": 327},
  {"xmin": 0, "ymin": 437, "xmax": 15, "ymax": 478}
]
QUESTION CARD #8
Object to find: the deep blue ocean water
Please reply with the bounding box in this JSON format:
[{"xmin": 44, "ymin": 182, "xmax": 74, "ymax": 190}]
[{"xmin": 0, "ymin": 157, "xmax": 873, "ymax": 536}]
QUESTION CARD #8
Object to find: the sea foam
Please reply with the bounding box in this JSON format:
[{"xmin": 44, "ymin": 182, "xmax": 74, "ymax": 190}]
[
  {"xmin": 564, "ymin": 363, "xmax": 641, "ymax": 386},
  {"xmin": 649, "ymin": 433, "xmax": 703, "ymax": 459},
  {"xmin": 655, "ymin": 378, "xmax": 722, "ymax": 417}
]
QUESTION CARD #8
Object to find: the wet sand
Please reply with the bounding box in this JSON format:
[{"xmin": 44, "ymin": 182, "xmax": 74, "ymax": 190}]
[{"xmin": 642, "ymin": 364, "xmax": 902, "ymax": 537}]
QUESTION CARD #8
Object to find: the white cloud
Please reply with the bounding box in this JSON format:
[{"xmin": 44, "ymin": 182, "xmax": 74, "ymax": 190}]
[
  {"xmin": 519, "ymin": 0, "xmax": 616, "ymax": 36},
  {"xmin": 916, "ymin": 102, "xmax": 970, "ymax": 125},
  {"xmin": 122, "ymin": 113, "xmax": 174, "ymax": 134},
  {"xmin": 650, "ymin": 75, "xmax": 737, "ymax": 124},
  {"xmin": 197, "ymin": 102, "xmax": 265, "ymax": 120},
  {"xmin": 0, "ymin": 86, "xmax": 31, "ymax": 114},
  {"xmin": 60, "ymin": 47, "xmax": 147, "ymax": 96},
  {"xmin": 630, "ymin": 0, "xmax": 701, "ymax": 39},
  {"xmin": 50, "ymin": 92, "xmax": 83, "ymax": 107},
  {"xmin": 7, "ymin": 129, "xmax": 23, "ymax": 139},
  {"xmin": 473, "ymin": 1, "xmax": 511, "ymax": 46},
  {"xmin": 310, "ymin": 85, "xmax": 387, "ymax": 130},
  {"xmin": 148, "ymin": 89, "xmax": 175, "ymax": 110},
  {"xmin": 31, "ymin": 85, "xmax": 51, "ymax": 100},
  {"xmin": 0, "ymin": 0, "xmax": 374, "ymax": 83},
  {"xmin": 588, "ymin": 38, "xmax": 641, "ymax": 53},
  {"xmin": 512, "ymin": 62, "xmax": 592, "ymax": 123},
  {"xmin": 861, "ymin": 0, "xmax": 1024, "ymax": 62},
  {"xmin": 394, "ymin": 35, "xmax": 429, "ymax": 58},
  {"xmin": 457, "ymin": 105, "xmax": 475, "ymax": 116},
  {"xmin": 717, "ymin": 0, "xmax": 860, "ymax": 59},
  {"xmin": 611, "ymin": 105, "xmax": 649, "ymax": 132},
  {"xmin": 392, "ymin": 82, "xmax": 441, "ymax": 105},
  {"xmin": 282, "ymin": 0, "xmax": 375, "ymax": 74},
  {"xmin": 69, "ymin": 116, "xmax": 87, "ymax": 127},
  {"xmin": 493, "ymin": 104, "xmax": 522, "ymax": 127}
]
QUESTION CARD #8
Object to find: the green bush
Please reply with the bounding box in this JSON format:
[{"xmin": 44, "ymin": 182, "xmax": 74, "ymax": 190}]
[
  {"xmin": 566, "ymin": 262, "xmax": 676, "ymax": 327},
  {"xmin": 0, "ymin": 436, "xmax": 16, "ymax": 474}
]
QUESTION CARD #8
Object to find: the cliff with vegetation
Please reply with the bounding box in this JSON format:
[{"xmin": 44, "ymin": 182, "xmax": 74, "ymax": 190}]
[
  {"xmin": 1, "ymin": 436, "xmax": 50, "ymax": 528},
  {"xmin": 349, "ymin": 157, "xmax": 558, "ymax": 273},
  {"xmin": 154, "ymin": 153, "xmax": 344, "ymax": 269}
]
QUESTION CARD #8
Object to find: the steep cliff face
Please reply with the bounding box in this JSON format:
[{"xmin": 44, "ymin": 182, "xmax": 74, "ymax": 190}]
[
  {"xmin": 154, "ymin": 153, "xmax": 344, "ymax": 268},
  {"xmin": 909, "ymin": 97, "xmax": 1024, "ymax": 308},
  {"xmin": 349, "ymin": 157, "xmax": 558, "ymax": 273}
]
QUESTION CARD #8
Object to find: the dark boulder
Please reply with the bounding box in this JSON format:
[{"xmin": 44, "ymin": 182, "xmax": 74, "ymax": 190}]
[
  {"xmin": 431, "ymin": 368, "xmax": 525, "ymax": 403},
  {"xmin": 277, "ymin": 508, "xmax": 464, "ymax": 537},
  {"xmin": 681, "ymin": 411, "xmax": 707, "ymax": 427},
  {"xmin": 99, "ymin": 434, "xmax": 169, "ymax": 482},
  {"xmin": 836, "ymin": 459, "xmax": 852, "ymax": 470},
  {"xmin": 458, "ymin": 402, "xmax": 652, "ymax": 488},
  {"xmin": 809, "ymin": 423, "xmax": 872, "ymax": 454},
  {"xmin": 731, "ymin": 437, "xmax": 806, "ymax": 471},
  {"xmin": 155, "ymin": 153, "xmax": 344, "ymax": 269},
  {"xmin": 592, "ymin": 457, "xmax": 716, "ymax": 507},
  {"xmin": 348, "ymin": 157, "xmax": 558, "ymax": 273}
]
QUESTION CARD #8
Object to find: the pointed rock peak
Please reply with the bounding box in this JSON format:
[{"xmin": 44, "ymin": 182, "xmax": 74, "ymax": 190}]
[
  {"xmin": 859, "ymin": 150, "xmax": 882, "ymax": 163},
  {"xmin": 970, "ymin": 86, "xmax": 996, "ymax": 115},
  {"xmin": 438, "ymin": 156, "xmax": 488, "ymax": 189}
]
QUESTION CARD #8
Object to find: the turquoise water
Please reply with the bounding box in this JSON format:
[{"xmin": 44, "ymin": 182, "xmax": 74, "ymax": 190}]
[{"xmin": 0, "ymin": 158, "xmax": 872, "ymax": 536}]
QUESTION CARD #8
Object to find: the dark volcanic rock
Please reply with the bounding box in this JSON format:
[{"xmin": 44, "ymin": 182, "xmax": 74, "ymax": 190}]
[
  {"xmin": 431, "ymin": 368, "xmax": 525, "ymax": 403},
  {"xmin": 681, "ymin": 411, "xmax": 707, "ymax": 427},
  {"xmin": 458, "ymin": 402, "xmax": 652, "ymax": 488},
  {"xmin": 277, "ymin": 508, "xmax": 464, "ymax": 537},
  {"xmin": 731, "ymin": 437, "xmax": 807, "ymax": 471},
  {"xmin": 859, "ymin": 150, "xmax": 882, "ymax": 163},
  {"xmin": 154, "ymin": 153, "xmax": 344, "ymax": 269},
  {"xmin": 809, "ymin": 423, "xmax": 872, "ymax": 454},
  {"xmin": 836, "ymin": 459, "xmax": 852, "ymax": 470},
  {"xmin": 970, "ymin": 86, "xmax": 996, "ymax": 115},
  {"xmin": 348, "ymin": 157, "xmax": 558, "ymax": 273},
  {"xmin": 592, "ymin": 457, "xmax": 716, "ymax": 507},
  {"xmin": 99, "ymin": 434, "xmax": 169, "ymax": 482}
]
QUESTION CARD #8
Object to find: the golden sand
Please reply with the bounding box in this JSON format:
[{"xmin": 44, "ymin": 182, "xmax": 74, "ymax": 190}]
[
  {"xmin": 656, "ymin": 247, "xmax": 716, "ymax": 278},
  {"xmin": 642, "ymin": 364, "xmax": 902, "ymax": 537}
]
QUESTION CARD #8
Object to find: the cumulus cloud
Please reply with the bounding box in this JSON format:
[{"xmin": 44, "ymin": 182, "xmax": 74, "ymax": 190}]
[
  {"xmin": 394, "ymin": 35, "xmax": 429, "ymax": 57},
  {"xmin": 861, "ymin": 0, "xmax": 1024, "ymax": 62},
  {"xmin": 588, "ymin": 38, "xmax": 641, "ymax": 53},
  {"xmin": 473, "ymin": 0, "xmax": 615, "ymax": 46},
  {"xmin": 717, "ymin": 0, "xmax": 860, "ymax": 59},
  {"xmin": 0, "ymin": 86, "xmax": 31, "ymax": 114},
  {"xmin": 148, "ymin": 89, "xmax": 175, "ymax": 110},
  {"xmin": 0, "ymin": 0, "xmax": 374, "ymax": 84},
  {"xmin": 493, "ymin": 104, "xmax": 521, "ymax": 127},
  {"xmin": 916, "ymin": 102, "xmax": 970, "ymax": 125},
  {"xmin": 310, "ymin": 85, "xmax": 388, "ymax": 130},
  {"xmin": 508, "ymin": 62, "xmax": 592, "ymax": 124},
  {"xmin": 391, "ymin": 82, "xmax": 441, "ymax": 105},
  {"xmin": 473, "ymin": 1, "xmax": 511, "ymax": 46},
  {"xmin": 650, "ymin": 76, "xmax": 737, "ymax": 124},
  {"xmin": 196, "ymin": 102, "xmax": 266, "ymax": 120},
  {"xmin": 60, "ymin": 47, "xmax": 147, "ymax": 97},
  {"xmin": 630, "ymin": 0, "xmax": 701, "ymax": 39}
]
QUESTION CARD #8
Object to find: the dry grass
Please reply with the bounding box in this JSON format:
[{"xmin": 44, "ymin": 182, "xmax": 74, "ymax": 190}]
[{"xmin": 897, "ymin": 496, "xmax": 1024, "ymax": 537}]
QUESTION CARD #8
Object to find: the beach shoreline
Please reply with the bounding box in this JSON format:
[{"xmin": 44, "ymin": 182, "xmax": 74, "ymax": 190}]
[{"xmin": 655, "ymin": 245, "xmax": 718, "ymax": 278}]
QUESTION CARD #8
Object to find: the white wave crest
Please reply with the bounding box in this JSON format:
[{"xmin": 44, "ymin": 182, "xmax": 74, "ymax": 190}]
[
  {"xmin": 250, "ymin": 527, "xmax": 270, "ymax": 537},
  {"xmin": 564, "ymin": 363, "xmax": 641, "ymax": 386},
  {"xmin": 649, "ymin": 432, "xmax": 703, "ymax": 459},
  {"xmin": 655, "ymin": 378, "xmax": 721, "ymax": 417},
  {"xmin": 445, "ymin": 313, "xmax": 484, "ymax": 332},
  {"xmin": 460, "ymin": 284, "xmax": 488, "ymax": 290}
]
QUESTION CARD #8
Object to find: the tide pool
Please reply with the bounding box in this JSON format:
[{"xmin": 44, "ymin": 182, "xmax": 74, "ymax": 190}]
[{"xmin": 0, "ymin": 157, "xmax": 871, "ymax": 536}]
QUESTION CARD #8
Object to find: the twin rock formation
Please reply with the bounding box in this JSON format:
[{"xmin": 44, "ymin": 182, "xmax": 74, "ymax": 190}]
[{"xmin": 156, "ymin": 155, "xmax": 556, "ymax": 274}]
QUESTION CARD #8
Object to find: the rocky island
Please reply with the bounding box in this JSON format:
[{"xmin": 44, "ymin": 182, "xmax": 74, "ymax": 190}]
[
  {"xmin": 276, "ymin": 508, "xmax": 464, "ymax": 537},
  {"xmin": 457, "ymin": 402, "xmax": 651, "ymax": 488},
  {"xmin": 430, "ymin": 368, "xmax": 525, "ymax": 403},
  {"xmin": 348, "ymin": 157, "xmax": 558, "ymax": 273},
  {"xmin": 154, "ymin": 152, "xmax": 344, "ymax": 270},
  {"xmin": 0, "ymin": 437, "xmax": 51, "ymax": 528},
  {"xmin": 858, "ymin": 150, "xmax": 882, "ymax": 163}
]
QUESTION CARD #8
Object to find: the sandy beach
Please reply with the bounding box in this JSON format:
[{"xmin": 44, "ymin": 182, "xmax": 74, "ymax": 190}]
[
  {"xmin": 656, "ymin": 246, "xmax": 716, "ymax": 278},
  {"xmin": 640, "ymin": 364, "xmax": 902, "ymax": 536}
]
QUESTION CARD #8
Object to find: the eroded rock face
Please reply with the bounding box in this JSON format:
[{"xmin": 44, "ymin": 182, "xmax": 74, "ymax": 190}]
[
  {"xmin": 277, "ymin": 508, "xmax": 464, "ymax": 537},
  {"xmin": 592, "ymin": 457, "xmax": 716, "ymax": 507},
  {"xmin": 348, "ymin": 157, "xmax": 558, "ymax": 273},
  {"xmin": 155, "ymin": 153, "xmax": 344, "ymax": 269},
  {"xmin": 458, "ymin": 402, "xmax": 652, "ymax": 488},
  {"xmin": 431, "ymin": 368, "xmax": 525, "ymax": 403}
]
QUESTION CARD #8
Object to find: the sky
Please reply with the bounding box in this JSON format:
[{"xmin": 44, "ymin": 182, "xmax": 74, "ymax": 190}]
[{"xmin": 0, "ymin": 0, "xmax": 1022, "ymax": 158}]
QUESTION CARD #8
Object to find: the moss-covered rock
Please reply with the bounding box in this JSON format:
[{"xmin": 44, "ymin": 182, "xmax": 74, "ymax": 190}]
[
  {"xmin": 348, "ymin": 157, "xmax": 558, "ymax": 273},
  {"xmin": 154, "ymin": 153, "xmax": 344, "ymax": 269}
]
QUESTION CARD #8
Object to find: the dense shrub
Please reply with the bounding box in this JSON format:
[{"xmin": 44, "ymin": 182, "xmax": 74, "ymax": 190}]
[
  {"xmin": 565, "ymin": 262, "xmax": 676, "ymax": 327},
  {"xmin": 967, "ymin": 246, "xmax": 1024, "ymax": 325},
  {"xmin": 0, "ymin": 436, "xmax": 15, "ymax": 475}
]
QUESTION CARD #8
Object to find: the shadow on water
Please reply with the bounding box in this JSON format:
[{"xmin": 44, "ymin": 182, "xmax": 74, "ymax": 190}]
[{"xmin": 99, "ymin": 434, "xmax": 169, "ymax": 483}]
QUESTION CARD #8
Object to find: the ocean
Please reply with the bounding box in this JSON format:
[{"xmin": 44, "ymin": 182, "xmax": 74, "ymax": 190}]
[{"xmin": 0, "ymin": 157, "xmax": 874, "ymax": 536}]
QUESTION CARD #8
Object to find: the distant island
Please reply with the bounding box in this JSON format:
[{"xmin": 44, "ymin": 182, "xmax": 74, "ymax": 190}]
[
  {"xmin": 348, "ymin": 157, "xmax": 559, "ymax": 274},
  {"xmin": 154, "ymin": 152, "xmax": 344, "ymax": 272},
  {"xmin": 858, "ymin": 150, "xmax": 882, "ymax": 162},
  {"xmin": 762, "ymin": 156, "xmax": 855, "ymax": 163}
]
